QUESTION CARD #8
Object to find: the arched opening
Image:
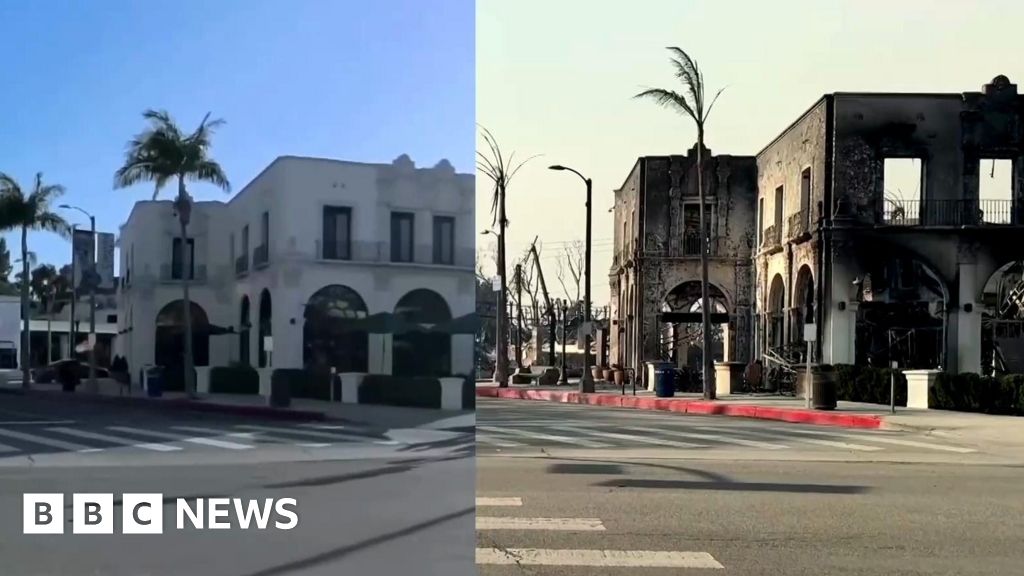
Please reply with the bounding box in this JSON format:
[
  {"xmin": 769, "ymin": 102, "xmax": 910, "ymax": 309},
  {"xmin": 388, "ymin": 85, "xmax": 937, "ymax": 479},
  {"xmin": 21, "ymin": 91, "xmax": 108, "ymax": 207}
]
[
  {"xmin": 982, "ymin": 260, "xmax": 1024, "ymax": 375},
  {"xmin": 155, "ymin": 300, "xmax": 210, "ymax": 368},
  {"xmin": 767, "ymin": 274, "xmax": 786, "ymax": 350},
  {"xmin": 303, "ymin": 285, "xmax": 369, "ymax": 372},
  {"xmin": 792, "ymin": 265, "xmax": 815, "ymax": 345},
  {"xmin": 661, "ymin": 281, "xmax": 730, "ymax": 369},
  {"xmin": 238, "ymin": 296, "xmax": 251, "ymax": 366},
  {"xmin": 393, "ymin": 289, "xmax": 452, "ymax": 377},
  {"xmin": 258, "ymin": 289, "xmax": 272, "ymax": 367}
]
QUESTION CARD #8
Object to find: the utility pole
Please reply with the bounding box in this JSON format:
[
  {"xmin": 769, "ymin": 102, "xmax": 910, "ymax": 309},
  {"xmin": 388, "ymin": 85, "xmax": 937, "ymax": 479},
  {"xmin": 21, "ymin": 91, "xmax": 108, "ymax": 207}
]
[
  {"xmin": 88, "ymin": 214, "xmax": 97, "ymax": 393},
  {"xmin": 514, "ymin": 263, "xmax": 523, "ymax": 370},
  {"xmin": 69, "ymin": 224, "xmax": 77, "ymax": 362},
  {"xmin": 559, "ymin": 299, "xmax": 568, "ymax": 385}
]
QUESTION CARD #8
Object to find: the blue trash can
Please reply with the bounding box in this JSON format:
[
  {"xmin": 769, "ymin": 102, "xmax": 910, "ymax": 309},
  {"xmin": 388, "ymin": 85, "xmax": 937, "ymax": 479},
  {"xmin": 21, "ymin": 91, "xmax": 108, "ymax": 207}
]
[
  {"xmin": 653, "ymin": 362, "xmax": 676, "ymax": 398},
  {"xmin": 146, "ymin": 366, "xmax": 163, "ymax": 398}
]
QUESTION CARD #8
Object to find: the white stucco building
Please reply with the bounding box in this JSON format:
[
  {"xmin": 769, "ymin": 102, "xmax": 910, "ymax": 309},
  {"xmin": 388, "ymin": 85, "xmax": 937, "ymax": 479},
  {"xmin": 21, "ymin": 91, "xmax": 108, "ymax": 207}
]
[{"xmin": 116, "ymin": 154, "xmax": 476, "ymax": 383}]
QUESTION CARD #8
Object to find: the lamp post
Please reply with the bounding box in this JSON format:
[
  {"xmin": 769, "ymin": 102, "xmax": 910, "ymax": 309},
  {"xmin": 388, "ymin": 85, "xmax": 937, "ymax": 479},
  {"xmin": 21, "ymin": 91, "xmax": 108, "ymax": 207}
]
[
  {"xmin": 558, "ymin": 299, "xmax": 568, "ymax": 385},
  {"xmin": 549, "ymin": 165, "xmax": 594, "ymax": 393},
  {"xmin": 481, "ymin": 229, "xmax": 507, "ymax": 386},
  {"xmin": 60, "ymin": 205, "xmax": 97, "ymax": 393}
]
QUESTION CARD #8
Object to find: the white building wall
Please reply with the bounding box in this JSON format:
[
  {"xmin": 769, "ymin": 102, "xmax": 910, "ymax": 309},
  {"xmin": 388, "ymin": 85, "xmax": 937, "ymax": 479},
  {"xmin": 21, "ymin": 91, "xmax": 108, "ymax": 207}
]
[{"xmin": 117, "ymin": 155, "xmax": 475, "ymax": 381}]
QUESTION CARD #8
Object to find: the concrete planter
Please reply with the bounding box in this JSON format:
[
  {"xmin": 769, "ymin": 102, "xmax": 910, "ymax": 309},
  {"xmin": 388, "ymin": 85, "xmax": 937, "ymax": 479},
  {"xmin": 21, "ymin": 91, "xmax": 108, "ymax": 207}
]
[
  {"xmin": 714, "ymin": 362, "xmax": 745, "ymax": 396},
  {"xmin": 903, "ymin": 369, "xmax": 941, "ymax": 409}
]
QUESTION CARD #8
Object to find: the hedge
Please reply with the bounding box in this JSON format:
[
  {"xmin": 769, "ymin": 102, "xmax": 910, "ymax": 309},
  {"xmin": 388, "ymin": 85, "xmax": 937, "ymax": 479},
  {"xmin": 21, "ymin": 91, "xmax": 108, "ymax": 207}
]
[
  {"xmin": 271, "ymin": 368, "xmax": 338, "ymax": 401},
  {"xmin": 930, "ymin": 373, "xmax": 1024, "ymax": 415},
  {"xmin": 209, "ymin": 366, "xmax": 260, "ymax": 395},
  {"xmin": 160, "ymin": 365, "xmax": 192, "ymax": 392},
  {"xmin": 358, "ymin": 375, "xmax": 441, "ymax": 408},
  {"xmin": 459, "ymin": 374, "xmax": 476, "ymax": 410},
  {"xmin": 832, "ymin": 364, "xmax": 907, "ymax": 407}
]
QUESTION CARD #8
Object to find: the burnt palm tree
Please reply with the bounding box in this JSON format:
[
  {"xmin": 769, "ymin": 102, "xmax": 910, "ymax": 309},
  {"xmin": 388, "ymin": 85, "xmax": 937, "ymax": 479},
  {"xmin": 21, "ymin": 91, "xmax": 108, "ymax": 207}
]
[
  {"xmin": 0, "ymin": 173, "xmax": 70, "ymax": 388},
  {"xmin": 477, "ymin": 126, "xmax": 537, "ymax": 387},
  {"xmin": 635, "ymin": 47, "xmax": 725, "ymax": 400},
  {"xmin": 114, "ymin": 110, "xmax": 230, "ymax": 397}
]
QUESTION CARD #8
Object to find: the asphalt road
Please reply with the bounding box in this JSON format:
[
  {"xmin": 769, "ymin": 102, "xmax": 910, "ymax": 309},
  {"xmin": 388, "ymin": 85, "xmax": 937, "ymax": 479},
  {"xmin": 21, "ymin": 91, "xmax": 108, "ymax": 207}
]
[
  {"xmin": 0, "ymin": 393, "xmax": 475, "ymax": 576},
  {"xmin": 477, "ymin": 398, "xmax": 1024, "ymax": 575}
]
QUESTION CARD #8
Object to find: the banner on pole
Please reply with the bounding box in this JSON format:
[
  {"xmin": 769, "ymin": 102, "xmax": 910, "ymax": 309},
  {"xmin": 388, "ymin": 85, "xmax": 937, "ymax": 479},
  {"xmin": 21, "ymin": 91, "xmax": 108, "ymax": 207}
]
[
  {"xmin": 71, "ymin": 230, "xmax": 95, "ymax": 291},
  {"xmin": 96, "ymin": 232, "xmax": 115, "ymax": 289}
]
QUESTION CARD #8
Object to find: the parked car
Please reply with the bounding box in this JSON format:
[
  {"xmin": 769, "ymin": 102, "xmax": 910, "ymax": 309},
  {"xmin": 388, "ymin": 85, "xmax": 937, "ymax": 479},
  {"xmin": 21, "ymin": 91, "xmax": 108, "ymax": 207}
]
[{"xmin": 32, "ymin": 360, "xmax": 109, "ymax": 384}]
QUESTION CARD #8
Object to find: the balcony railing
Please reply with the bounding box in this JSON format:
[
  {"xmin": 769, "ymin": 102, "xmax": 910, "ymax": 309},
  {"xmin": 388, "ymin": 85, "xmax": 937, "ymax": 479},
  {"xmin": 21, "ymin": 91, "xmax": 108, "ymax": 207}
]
[
  {"xmin": 253, "ymin": 244, "xmax": 269, "ymax": 269},
  {"xmin": 883, "ymin": 199, "xmax": 1013, "ymax": 227},
  {"xmin": 762, "ymin": 224, "xmax": 781, "ymax": 250},
  {"xmin": 314, "ymin": 240, "xmax": 474, "ymax": 268},
  {"xmin": 160, "ymin": 263, "xmax": 207, "ymax": 283},
  {"xmin": 787, "ymin": 210, "xmax": 810, "ymax": 239},
  {"xmin": 235, "ymin": 253, "xmax": 249, "ymax": 276},
  {"xmin": 671, "ymin": 233, "xmax": 721, "ymax": 257}
]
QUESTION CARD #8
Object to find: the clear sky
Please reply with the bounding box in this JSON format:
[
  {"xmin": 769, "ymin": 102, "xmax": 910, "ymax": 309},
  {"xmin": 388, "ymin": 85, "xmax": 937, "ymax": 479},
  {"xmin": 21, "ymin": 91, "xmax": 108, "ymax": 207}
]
[
  {"xmin": 0, "ymin": 0, "xmax": 474, "ymax": 275},
  {"xmin": 477, "ymin": 0, "xmax": 1023, "ymax": 306}
]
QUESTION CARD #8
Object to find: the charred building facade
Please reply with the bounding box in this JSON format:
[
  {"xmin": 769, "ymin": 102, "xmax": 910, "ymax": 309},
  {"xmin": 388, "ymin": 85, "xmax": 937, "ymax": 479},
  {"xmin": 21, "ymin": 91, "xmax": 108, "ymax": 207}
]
[{"xmin": 611, "ymin": 76, "xmax": 1024, "ymax": 385}]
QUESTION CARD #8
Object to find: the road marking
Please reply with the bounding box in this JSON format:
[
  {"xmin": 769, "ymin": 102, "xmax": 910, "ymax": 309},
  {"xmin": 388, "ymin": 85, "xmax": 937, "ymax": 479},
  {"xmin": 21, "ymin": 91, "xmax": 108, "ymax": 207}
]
[
  {"xmin": 475, "ymin": 434, "xmax": 525, "ymax": 448},
  {"xmin": 620, "ymin": 426, "xmax": 788, "ymax": 449},
  {"xmin": 476, "ymin": 497, "xmax": 522, "ymax": 507},
  {"xmin": 477, "ymin": 426, "xmax": 610, "ymax": 448},
  {"xmin": 107, "ymin": 426, "xmax": 257, "ymax": 450},
  {"xmin": 476, "ymin": 517, "xmax": 605, "ymax": 531},
  {"xmin": 559, "ymin": 425, "xmax": 706, "ymax": 448},
  {"xmin": 168, "ymin": 426, "xmax": 258, "ymax": 450},
  {"xmin": 694, "ymin": 425, "xmax": 883, "ymax": 451},
  {"xmin": 772, "ymin": 427, "xmax": 978, "ymax": 453},
  {"xmin": 235, "ymin": 424, "xmax": 395, "ymax": 445},
  {"xmin": 475, "ymin": 548, "xmax": 724, "ymax": 568},
  {"xmin": 0, "ymin": 441, "xmax": 18, "ymax": 453},
  {"xmin": 0, "ymin": 427, "xmax": 98, "ymax": 452},
  {"xmin": 47, "ymin": 427, "xmax": 180, "ymax": 452}
]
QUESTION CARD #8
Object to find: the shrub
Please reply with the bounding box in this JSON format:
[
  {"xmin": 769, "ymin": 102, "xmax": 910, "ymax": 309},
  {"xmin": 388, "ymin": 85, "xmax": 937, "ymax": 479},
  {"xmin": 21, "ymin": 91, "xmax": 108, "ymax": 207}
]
[
  {"xmin": 458, "ymin": 374, "xmax": 475, "ymax": 410},
  {"xmin": 930, "ymin": 372, "xmax": 1024, "ymax": 415},
  {"xmin": 832, "ymin": 364, "xmax": 906, "ymax": 407},
  {"xmin": 358, "ymin": 375, "xmax": 441, "ymax": 408},
  {"xmin": 270, "ymin": 368, "xmax": 337, "ymax": 401},
  {"xmin": 160, "ymin": 365, "xmax": 192, "ymax": 392},
  {"xmin": 209, "ymin": 366, "xmax": 260, "ymax": 395}
]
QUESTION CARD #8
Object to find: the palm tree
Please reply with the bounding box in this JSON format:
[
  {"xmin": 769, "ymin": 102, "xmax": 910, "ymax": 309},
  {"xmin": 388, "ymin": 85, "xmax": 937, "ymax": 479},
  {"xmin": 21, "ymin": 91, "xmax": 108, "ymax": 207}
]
[
  {"xmin": 635, "ymin": 47, "xmax": 725, "ymax": 400},
  {"xmin": 114, "ymin": 110, "xmax": 230, "ymax": 397},
  {"xmin": 477, "ymin": 126, "xmax": 537, "ymax": 387},
  {"xmin": 0, "ymin": 173, "xmax": 70, "ymax": 388}
]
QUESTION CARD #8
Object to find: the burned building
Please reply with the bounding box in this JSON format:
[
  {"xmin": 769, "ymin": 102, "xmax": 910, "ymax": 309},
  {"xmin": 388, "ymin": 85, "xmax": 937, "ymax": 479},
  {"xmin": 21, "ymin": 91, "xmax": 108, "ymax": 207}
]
[{"xmin": 611, "ymin": 76, "xmax": 1024, "ymax": 385}]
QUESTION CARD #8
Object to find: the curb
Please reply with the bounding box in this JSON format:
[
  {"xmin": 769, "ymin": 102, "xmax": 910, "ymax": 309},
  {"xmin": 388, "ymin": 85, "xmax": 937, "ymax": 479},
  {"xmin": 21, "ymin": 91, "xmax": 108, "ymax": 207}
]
[
  {"xmin": 476, "ymin": 387, "xmax": 885, "ymax": 429},
  {"xmin": 0, "ymin": 387, "xmax": 327, "ymax": 422}
]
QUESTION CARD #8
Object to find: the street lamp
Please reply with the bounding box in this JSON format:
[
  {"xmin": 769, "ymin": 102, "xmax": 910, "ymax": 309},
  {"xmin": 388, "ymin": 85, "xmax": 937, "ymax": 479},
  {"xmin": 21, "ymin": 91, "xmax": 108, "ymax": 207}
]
[
  {"xmin": 549, "ymin": 165, "xmax": 595, "ymax": 393},
  {"xmin": 557, "ymin": 298, "xmax": 568, "ymax": 385},
  {"xmin": 60, "ymin": 204, "xmax": 97, "ymax": 393}
]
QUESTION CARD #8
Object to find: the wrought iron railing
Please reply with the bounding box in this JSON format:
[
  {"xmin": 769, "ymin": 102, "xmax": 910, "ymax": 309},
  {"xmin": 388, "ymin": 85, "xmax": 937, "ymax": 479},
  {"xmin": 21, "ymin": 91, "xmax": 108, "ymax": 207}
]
[
  {"xmin": 161, "ymin": 263, "xmax": 207, "ymax": 283},
  {"xmin": 235, "ymin": 253, "xmax": 249, "ymax": 275},
  {"xmin": 787, "ymin": 210, "xmax": 809, "ymax": 239},
  {"xmin": 253, "ymin": 244, "xmax": 269, "ymax": 268},
  {"xmin": 883, "ymin": 199, "xmax": 1013, "ymax": 226},
  {"xmin": 762, "ymin": 224, "xmax": 781, "ymax": 250}
]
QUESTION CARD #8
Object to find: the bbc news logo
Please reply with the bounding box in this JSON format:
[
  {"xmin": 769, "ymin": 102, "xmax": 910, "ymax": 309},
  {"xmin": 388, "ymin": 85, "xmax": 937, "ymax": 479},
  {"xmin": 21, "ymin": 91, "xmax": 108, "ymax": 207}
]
[{"xmin": 23, "ymin": 494, "xmax": 299, "ymax": 534}]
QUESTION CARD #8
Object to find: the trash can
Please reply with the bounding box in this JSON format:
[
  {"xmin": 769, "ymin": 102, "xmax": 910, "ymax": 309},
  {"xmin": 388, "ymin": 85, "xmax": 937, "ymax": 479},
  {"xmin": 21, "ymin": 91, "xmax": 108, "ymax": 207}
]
[
  {"xmin": 803, "ymin": 366, "xmax": 837, "ymax": 410},
  {"xmin": 653, "ymin": 362, "xmax": 676, "ymax": 398},
  {"xmin": 145, "ymin": 366, "xmax": 163, "ymax": 398}
]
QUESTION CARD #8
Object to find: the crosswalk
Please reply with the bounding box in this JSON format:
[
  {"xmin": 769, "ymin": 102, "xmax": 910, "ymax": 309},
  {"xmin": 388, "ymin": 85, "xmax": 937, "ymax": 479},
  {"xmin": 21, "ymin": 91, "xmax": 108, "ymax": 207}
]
[
  {"xmin": 476, "ymin": 495, "xmax": 725, "ymax": 570},
  {"xmin": 476, "ymin": 419, "xmax": 978, "ymax": 454},
  {"xmin": 0, "ymin": 421, "xmax": 400, "ymax": 457}
]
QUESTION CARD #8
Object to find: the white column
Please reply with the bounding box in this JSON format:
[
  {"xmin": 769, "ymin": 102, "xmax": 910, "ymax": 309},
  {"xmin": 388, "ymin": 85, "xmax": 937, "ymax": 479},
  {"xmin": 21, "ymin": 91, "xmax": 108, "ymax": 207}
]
[
  {"xmin": 826, "ymin": 262, "xmax": 856, "ymax": 365},
  {"xmin": 956, "ymin": 263, "xmax": 982, "ymax": 374},
  {"xmin": 451, "ymin": 334, "xmax": 474, "ymax": 376},
  {"xmin": 368, "ymin": 333, "xmax": 393, "ymax": 374},
  {"xmin": 722, "ymin": 322, "xmax": 732, "ymax": 362}
]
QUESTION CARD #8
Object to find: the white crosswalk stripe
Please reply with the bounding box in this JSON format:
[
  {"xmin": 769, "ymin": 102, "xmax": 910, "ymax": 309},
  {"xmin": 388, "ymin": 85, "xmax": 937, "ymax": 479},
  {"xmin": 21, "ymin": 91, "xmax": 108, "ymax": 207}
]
[
  {"xmin": 107, "ymin": 426, "xmax": 258, "ymax": 450},
  {"xmin": 559, "ymin": 425, "xmax": 707, "ymax": 448},
  {"xmin": 475, "ymin": 434, "xmax": 525, "ymax": 448},
  {"xmin": 170, "ymin": 426, "xmax": 260, "ymax": 450},
  {"xmin": 476, "ymin": 497, "xmax": 522, "ymax": 507},
  {"xmin": 478, "ymin": 426, "xmax": 611, "ymax": 448},
  {"xmin": 47, "ymin": 427, "xmax": 180, "ymax": 452},
  {"xmin": 476, "ymin": 517, "xmax": 606, "ymax": 531},
  {"xmin": 772, "ymin": 427, "xmax": 978, "ymax": 453},
  {"xmin": 619, "ymin": 425, "xmax": 789, "ymax": 449},
  {"xmin": 0, "ymin": 427, "xmax": 98, "ymax": 452},
  {"xmin": 476, "ymin": 548, "xmax": 725, "ymax": 568}
]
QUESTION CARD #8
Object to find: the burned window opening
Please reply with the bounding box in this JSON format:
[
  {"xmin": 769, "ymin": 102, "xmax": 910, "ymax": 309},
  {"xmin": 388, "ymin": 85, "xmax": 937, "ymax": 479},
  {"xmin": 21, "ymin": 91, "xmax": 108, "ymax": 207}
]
[
  {"xmin": 978, "ymin": 159, "xmax": 1013, "ymax": 224},
  {"xmin": 882, "ymin": 158, "xmax": 924, "ymax": 225}
]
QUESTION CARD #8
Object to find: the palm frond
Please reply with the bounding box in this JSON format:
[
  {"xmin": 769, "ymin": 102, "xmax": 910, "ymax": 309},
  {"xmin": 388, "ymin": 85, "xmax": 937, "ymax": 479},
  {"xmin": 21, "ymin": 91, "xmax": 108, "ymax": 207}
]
[
  {"xmin": 187, "ymin": 159, "xmax": 231, "ymax": 192},
  {"xmin": 634, "ymin": 88, "xmax": 698, "ymax": 122},
  {"xmin": 33, "ymin": 212, "xmax": 71, "ymax": 239}
]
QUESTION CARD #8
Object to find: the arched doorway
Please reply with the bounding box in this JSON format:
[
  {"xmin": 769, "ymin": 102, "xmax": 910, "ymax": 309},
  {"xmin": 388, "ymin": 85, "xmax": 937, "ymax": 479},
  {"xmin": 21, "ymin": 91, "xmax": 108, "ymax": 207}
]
[
  {"xmin": 394, "ymin": 289, "xmax": 452, "ymax": 377},
  {"xmin": 155, "ymin": 300, "xmax": 210, "ymax": 368},
  {"xmin": 767, "ymin": 274, "xmax": 786, "ymax": 349},
  {"xmin": 792, "ymin": 265, "xmax": 815, "ymax": 345},
  {"xmin": 258, "ymin": 289, "xmax": 272, "ymax": 367},
  {"xmin": 304, "ymin": 285, "xmax": 369, "ymax": 372},
  {"xmin": 982, "ymin": 260, "xmax": 1024, "ymax": 375},
  {"xmin": 238, "ymin": 296, "xmax": 251, "ymax": 366},
  {"xmin": 661, "ymin": 281, "xmax": 730, "ymax": 367}
]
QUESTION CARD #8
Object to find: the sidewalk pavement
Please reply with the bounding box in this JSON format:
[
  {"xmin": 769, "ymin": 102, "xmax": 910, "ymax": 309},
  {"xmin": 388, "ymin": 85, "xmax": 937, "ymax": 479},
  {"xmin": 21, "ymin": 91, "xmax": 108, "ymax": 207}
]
[
  {"xmin": 476, "ymin": 381, "xmax": 1024, "ymax": 438},
  {"xmin": 0, "ymin": 378, "xmax": 471, "ymax": 430}
]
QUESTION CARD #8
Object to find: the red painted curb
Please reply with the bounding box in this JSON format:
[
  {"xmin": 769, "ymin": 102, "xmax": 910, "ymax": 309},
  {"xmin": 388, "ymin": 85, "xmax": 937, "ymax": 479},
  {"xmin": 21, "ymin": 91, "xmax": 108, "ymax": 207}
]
[{"xmin": 476, "ymin": 387, "xmax": 884, "ymax": 429}]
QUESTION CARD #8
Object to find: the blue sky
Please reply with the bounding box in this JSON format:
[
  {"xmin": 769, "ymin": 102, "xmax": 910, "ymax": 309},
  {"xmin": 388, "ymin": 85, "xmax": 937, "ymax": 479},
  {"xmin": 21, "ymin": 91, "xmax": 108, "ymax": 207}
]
[{"xmin": 0, "ymin": 0, "xmax": 474, "ymax": 275}]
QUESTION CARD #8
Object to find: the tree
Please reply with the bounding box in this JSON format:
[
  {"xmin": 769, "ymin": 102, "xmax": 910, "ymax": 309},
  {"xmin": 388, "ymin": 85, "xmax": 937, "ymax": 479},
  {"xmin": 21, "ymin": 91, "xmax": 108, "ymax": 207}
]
[
  {"xmin": 556, "ymin": 240, "xmax": 584, "ymax": 306},
  {"xmin": 477, "ymin": 126, "xmax": 537, "ymax": 386},
  {"xmin": 636, "ymin": 47, "xmax": 725, "ymax": 400},
  {"xmin": 114, "ymin": 110, "xmax": 230, "ymax": 397},
  {"xmin": 0, "ymin": 173, "xmax": 70, "ymax": 387}
]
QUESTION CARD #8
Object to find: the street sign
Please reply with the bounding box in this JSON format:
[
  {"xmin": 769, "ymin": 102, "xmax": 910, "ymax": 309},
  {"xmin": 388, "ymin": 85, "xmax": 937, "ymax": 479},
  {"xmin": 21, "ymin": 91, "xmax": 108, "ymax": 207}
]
[
  {"xmin": 491, "ymin": 276, "xmax": 501, "ymax": 292},
  {"xmin": 803, "ymin": 323, "xmax": 817, "ymax": 342},
  {"xmin": 263, "ymin": 336, "xmax": 274, "ymax": 352}
]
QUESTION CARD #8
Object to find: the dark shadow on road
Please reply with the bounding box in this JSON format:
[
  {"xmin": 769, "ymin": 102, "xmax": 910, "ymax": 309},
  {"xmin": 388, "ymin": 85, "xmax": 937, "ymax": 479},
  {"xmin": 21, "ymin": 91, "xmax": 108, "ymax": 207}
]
[
  {"xmin": 547, "ymin": 463, "xmax": 625, "ymax": 475},
  {"xmin": 237, "ymin": 506, "xmax": 475, "ymax": 576},
  {"xmin": 594, "ymin": 478, "xmax": 869, "ymax": 494},
  {"xmin": 545, "ymin": 457, "xmax": 733, "ymax": 483}
]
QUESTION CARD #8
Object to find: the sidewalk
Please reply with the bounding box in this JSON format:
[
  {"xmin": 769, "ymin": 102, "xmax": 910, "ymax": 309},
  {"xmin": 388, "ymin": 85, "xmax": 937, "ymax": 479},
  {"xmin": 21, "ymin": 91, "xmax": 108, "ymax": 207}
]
[
  {"xmin": 0, "ymin": 378, "xmax": 470, "ymax": 430},
  {"xmin": 477, "ymin": 382, "xmax": 1024, "ymax": 437}
]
